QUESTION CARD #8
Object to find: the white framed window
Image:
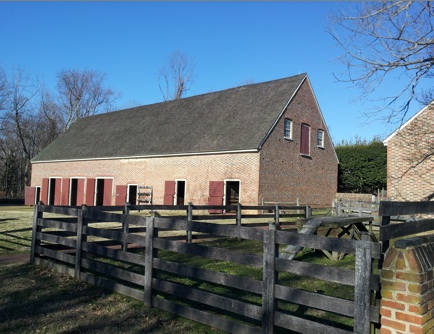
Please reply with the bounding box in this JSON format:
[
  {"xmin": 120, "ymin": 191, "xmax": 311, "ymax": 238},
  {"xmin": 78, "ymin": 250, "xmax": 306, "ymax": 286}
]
[
  {"xmin": 284, "ymin": 118, "xmax": 293, "ymax": 140},
  {"xmin": 317, "ymin": 129, "xmax": 325, "ymax": 148}
]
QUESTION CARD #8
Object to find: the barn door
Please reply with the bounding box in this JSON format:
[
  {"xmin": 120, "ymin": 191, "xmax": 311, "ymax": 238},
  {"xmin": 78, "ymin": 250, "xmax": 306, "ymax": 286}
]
[
  {"xmin": 61, "ymin": 178, "xmax": 70, "ymax": 205},
  {"xmin": 41, "ymin": 178, "xmax": 49, "ymax": 205},
  {"xmin": 115, "ymin": 185, "xmax": 128, "ymax": 206},
  {"xmin": 208, "ymin": 181, "xmax": 224, "ymax": 214},
  {"xmin": 164, "ymin": 181, "xmax": 176, "ymax": 205},
  {"xmin": 85, "ymin": 178, "xmax": 95, "ymax": 206},
  {"xmin": 103, "ymin": 179, "xmax": 113, "ymax": 206},
  {"xmin": 25, "ymin": 186, "xmax": 36, "ymax": 206}
]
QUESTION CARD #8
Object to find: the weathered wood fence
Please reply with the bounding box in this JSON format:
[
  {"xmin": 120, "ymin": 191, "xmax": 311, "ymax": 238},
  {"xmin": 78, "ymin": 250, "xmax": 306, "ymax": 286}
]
[{"xmin": 30, "ymin": 203, "xmax": 380, "ymax": 333}]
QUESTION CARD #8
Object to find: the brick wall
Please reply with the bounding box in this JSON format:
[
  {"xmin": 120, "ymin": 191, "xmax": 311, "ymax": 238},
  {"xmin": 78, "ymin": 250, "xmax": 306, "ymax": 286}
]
[
  {"xmin": 380, "ymin": 236, "xmax": 434, "ymax": 334},
  {"xmin": 386, "ymin": 106, "xmax": 434, "ymax": 202},
  {"xmin": 259, "ymin": 78, "xmax": 338, "ymax": 207},
  {"xmin": 31, "ymin": 152, "xmax": 260, "ymax": 206}
]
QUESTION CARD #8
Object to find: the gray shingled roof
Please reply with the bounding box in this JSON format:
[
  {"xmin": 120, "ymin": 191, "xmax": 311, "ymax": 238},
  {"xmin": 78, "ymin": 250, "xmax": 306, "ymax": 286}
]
[{"xmin": 32, "ymin": 73, "xmax": 307, "ymax": 162}]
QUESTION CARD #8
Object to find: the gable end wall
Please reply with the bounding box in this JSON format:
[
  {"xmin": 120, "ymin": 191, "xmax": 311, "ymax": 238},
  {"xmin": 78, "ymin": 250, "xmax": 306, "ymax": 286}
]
[{"xmin": 259, "ymin": 80, "xmax": 338, "ymax": 207}]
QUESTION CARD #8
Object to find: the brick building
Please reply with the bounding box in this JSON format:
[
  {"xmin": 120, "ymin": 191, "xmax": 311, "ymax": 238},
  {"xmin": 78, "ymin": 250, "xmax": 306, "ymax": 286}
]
[
  {"xmin": 27, "ymin": 73, "xmax": 338, "ymax": 208},
  {"xmin": 383, "ymin": 104, "xmax": 434, "ymax": 201}
]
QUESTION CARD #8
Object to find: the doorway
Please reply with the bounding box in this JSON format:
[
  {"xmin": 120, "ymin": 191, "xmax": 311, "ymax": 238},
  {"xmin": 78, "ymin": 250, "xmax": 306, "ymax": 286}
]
[
  {"xmin": 225, "ymin": 181, "xmax": 240, "ymax": 207},
  {"xmin": 175, "ymin": 180, "xmax": 186, "ymax": 205},
  {"xmin": 48, "ymin": 178, "xmax": 59, "ymax": 205},
  {"xmin": 70, "ymin": 179, "xmax": 78, "ymax": 206},
  {"xmin": 128, "ymin": 185, "xmax": 138, "ymax": 205}
]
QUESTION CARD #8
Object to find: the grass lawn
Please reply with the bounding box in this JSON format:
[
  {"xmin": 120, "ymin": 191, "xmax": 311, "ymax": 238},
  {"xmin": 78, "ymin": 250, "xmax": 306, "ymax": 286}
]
[
  {"xmin": 0, "ymin": 205, "xmax": 34, "ymax": 256},
  {"xmin": 0, "ymin": 205, "xmax": 224, "ymax": 334},
  {"xmin": 0, "ymin": 205, "xmax": 363, "ymax": 333},
  {"xmin": 0, "ymin": 263, "xmax": 223, "ymax": 334}
]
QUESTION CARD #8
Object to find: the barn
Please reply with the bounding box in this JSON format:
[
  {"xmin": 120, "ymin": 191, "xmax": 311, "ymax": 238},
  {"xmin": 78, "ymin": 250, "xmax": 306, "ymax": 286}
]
[{"xmin": 27, "ymin": 73, "xmax": 338, "ymax": 208}]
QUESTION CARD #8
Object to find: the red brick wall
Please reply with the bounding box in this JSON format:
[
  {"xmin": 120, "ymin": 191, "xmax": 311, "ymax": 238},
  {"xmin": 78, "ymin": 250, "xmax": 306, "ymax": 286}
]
[
  {"xmin": 259, "ymin": 78, "xmax": 338, "ymax": 207},
  {"xmin": 380, "ymin": 237, "xmax": 434, "ymax": 333},
  {"xmin": 31, "ymin": 153, "xmax": 260, "ymax": 206},
  {"xmin": 386, "ymin": 106, "xmax": 434, "ymax": 201}
]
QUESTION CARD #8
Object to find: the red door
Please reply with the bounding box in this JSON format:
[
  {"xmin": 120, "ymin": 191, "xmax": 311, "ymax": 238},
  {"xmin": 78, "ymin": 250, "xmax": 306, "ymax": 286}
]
[
  {"xmin": 54, "ymin": 178, "xmax": 62, "ymax": 205},
  {"xmin": 41, "ymin": 178, "xmax": 49, "ymax": 205},
  {"xmin": 103, "ymin": 179, "xmax": 113, "ymax": 206},
  {"xmin": 61, "ymin": 178, "xmax": 70, "ymax": 205},
  {"xmin": 115, "ymin": 185, "xmax": 128, "ymax": 206},
  {"xmin": 164, "ymin": 181, "xmax": 175, "ymax": 205},
  {"xmin": 25, "ymin": 186, "xmax": 36, "ymax": 206},
  {"xmin": 208, "ymin": 181, "xmax": 224, "ymax": 213},
  {"xmin": 76, "ymin": 179, "xmax": 85, "ymax": 206},
  {"xmin": 85, "ymin": 178, "xmax": 95, "ymax": 206}
]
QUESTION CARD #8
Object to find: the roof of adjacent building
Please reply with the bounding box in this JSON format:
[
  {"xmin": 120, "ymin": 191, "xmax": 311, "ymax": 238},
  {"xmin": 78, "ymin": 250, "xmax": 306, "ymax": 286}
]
[
  {"xmin": 33, "ymin": 73, "xmax": 308, "ymax": 162},
  {"xmin": 383, "ymin": 102, "xmax": 434, "ymax": 145}
]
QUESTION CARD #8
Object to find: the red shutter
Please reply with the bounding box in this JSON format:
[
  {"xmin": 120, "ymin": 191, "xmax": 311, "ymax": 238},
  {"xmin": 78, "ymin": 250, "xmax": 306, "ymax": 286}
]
[
  {"xmin": 41, "ymin": 178, "xmax": 49, "ymax": 205},
  {"xmin": 54, "ymin": 178, "xmax": 62, "ymax": 205},
  {"xmin": 103, "ymin": 179, "xmax": 113, "ymax": 206},
  {"xmin": 164, "ymin": 180, "xmax": 176, "ymax": 205},
  {"xmin": 208, "ymin": 181, "xmax": 224, "ymax": 213},
  {"xmin": 115, "ymin": 185, "xmax": 128, "ymax": 206},
  {"xmin": 85, "ymin": 178, "xmax": 95, "ymax": 206},
  {"xmin": 25, "ymin": 186, "xmax": 36, "ymax": 206},
  {"xmin": 300, "ymin": 124, "xmax": 310, "ymax": 155},
  {"xmin": 61, "ymin": 178, "xmax": 70, "ymax": 205},
  {"xmin": 76, "ymin": 179, "xmax": 85, "ymax": 206}
]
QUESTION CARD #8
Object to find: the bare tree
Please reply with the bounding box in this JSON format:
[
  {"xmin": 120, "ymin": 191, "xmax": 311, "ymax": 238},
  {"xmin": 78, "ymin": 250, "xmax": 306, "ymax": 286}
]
[
  {"xmin": 55, "ymin": 69, "xmax": 118, "ymax": 131},
  {"xmin": 158, "ymin": 51, "xmax": 196, "ymax": 101},
  {"xmin": 329, "ymin": 1, "xmax": 434, "ymax": 124},
  {"xmin": 0, "ymin": 69, "xmax": 42, "ymax": 196}
]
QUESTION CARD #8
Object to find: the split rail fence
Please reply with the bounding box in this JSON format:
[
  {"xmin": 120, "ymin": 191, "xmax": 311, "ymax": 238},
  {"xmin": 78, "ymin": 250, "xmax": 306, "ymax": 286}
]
[{"xmin": 31, "ymin": 203, "xmax": 381, "ymax": 334}]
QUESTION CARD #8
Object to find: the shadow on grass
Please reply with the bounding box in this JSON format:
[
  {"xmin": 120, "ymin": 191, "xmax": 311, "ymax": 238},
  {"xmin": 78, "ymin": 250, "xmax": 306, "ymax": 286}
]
[
  {"xmin": 0, "ymin": 263, "xmax": 213, "ymax": 334},
  {"xmin": 0, "ymin": 227, "xmax": 33, "ymax": 254}
]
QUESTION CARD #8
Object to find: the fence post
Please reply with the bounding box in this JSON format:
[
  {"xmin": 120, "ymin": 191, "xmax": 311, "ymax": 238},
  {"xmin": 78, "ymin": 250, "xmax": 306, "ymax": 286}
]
[
  {"xmin": 30, "ymin": 202, "xmax": 43, "ymax": 264},
  {"xmin": 75, "ymin": 204, "xmax": 88, "ymax": 279},
  {"xmin": 122, "ymin": 202, "xmax": 130, "ymax": 251},
  {"xmin": 236, "ymin": 203, "xmax": 242, "ymax": 227},
  {"xmin": 274, "ymin": 205, "xmax": 280, "ymax": 229},
  {"xmin": 354, "ymin": 238, "xmax": 372, "ymax": 334},
  {"xmin": 305, "ymin": 205, "xmax": 312, "ymax": 218},
  {"xmin": 262, "ymin": 225, "xmax": 277, "ymax": 333},
  {"xmin": 144, "ymin": 216, "xmax": 155, "ymax": 306},
  {"xmin": 187, "ymin": 202, "xmax": 193, "ymax": 243}
]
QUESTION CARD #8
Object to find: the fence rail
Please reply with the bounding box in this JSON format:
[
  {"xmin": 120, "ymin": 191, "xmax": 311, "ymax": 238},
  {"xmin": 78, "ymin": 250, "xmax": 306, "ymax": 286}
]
[{"xmin": 31, "ymin": 203, "xmax": 381, "ymax": 334}]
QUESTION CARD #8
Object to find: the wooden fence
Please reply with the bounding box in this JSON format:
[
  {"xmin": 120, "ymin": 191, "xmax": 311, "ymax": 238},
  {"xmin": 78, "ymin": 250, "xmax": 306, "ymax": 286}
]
[{"xmin": 30, "ymin": 203, "xmax": 380, "ymax": 334}]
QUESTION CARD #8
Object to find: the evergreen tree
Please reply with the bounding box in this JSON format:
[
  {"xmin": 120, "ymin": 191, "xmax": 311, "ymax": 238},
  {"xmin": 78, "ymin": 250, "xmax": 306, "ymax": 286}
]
[{"xmin": 335, "ymin": 137, "xmax": 386, "ymax": 194}]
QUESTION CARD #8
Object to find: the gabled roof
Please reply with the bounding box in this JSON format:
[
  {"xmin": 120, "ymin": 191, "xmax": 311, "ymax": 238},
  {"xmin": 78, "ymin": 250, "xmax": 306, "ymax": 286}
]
[
  {"xmin": 33, "ymin": 73, "xmax": 307, "ymax": 163},
  {"xmin": 383, "ymin": 102, "xmax": 433, "ymax": 145}
]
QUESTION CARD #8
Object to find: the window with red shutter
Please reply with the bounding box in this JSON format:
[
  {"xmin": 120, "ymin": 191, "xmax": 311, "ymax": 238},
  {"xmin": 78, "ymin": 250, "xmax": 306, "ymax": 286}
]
[{"xmin": 300, "ymin": 123, "xmax": 311, "ymax": 156}]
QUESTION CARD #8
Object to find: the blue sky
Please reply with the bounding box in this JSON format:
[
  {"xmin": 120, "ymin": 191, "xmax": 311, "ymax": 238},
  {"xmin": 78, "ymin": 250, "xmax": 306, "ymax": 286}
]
[{"xmin": 0, "ymin": 2, "xmax": 426, "ymax": 144}]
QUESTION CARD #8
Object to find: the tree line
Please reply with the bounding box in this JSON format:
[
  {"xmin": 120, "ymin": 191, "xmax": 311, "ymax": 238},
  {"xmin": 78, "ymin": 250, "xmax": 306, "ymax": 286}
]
[
  {"xmin": 0, "ymin": 68, "xmax": 118, "ymax": 199},
  {"xmin": 0, "ymin": 51, "xmax": 195, "ymax": 199}
]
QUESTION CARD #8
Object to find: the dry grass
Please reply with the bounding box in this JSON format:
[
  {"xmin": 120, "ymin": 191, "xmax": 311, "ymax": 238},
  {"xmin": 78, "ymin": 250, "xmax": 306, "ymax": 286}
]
[{"xmin": 0, "ymin": 263, "xmax": 222, "ymax": 334}]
